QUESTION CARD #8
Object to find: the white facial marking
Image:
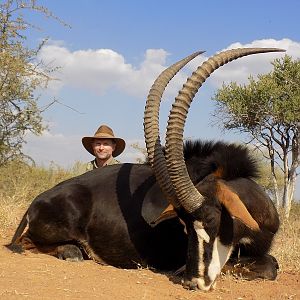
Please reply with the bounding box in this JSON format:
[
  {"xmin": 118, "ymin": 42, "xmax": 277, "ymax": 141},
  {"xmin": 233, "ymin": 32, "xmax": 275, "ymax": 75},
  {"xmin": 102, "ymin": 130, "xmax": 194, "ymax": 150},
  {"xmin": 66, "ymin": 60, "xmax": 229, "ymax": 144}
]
[
  {"xmin": 193, "ymin": 220, "xmax": 233, "ymax": 291},
  {"xmin": 207, "ymin": 237, "xmax": 233, "ymax": 284},
  {"xmin": 194, "ymin": 278, "xmax": 211, "ymax": 291},
  {"xmin": 179, "ymin": 218, "xmax": 187, "ymax": 234},
  {"xmin": 192, "ymin": 220, "xmax": 210, "ymax": 289},
  {"xmin": 239, "ymin": 237, "xmax": 252, "ymax": 245},
  {"xmin": 194, "ymin": 221, "xmax": 210, "ymax": 243}
]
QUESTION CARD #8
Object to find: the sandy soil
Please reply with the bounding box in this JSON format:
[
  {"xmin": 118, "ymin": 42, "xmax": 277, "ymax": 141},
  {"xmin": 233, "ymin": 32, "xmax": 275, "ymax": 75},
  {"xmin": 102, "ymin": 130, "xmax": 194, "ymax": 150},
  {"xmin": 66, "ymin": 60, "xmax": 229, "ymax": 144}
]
[{"xmin": 0, "ymin": 231, "xmax": 299, "ymax": 300}]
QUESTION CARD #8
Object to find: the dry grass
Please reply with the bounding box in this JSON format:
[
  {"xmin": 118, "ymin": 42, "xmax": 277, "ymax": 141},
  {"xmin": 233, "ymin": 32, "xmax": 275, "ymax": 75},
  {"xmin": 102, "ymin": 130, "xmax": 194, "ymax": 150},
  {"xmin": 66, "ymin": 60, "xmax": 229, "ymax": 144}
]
[
  {"xmin": 0, "ymin": 160, "xmax": 77, "ymax": 237},
  {"xmin": 271, "ymin": 204, "xmax": 300, "ymax": 273},
  {"xmin": 0, "ymin": 160, "xmax": 299, "ymax": 273}
]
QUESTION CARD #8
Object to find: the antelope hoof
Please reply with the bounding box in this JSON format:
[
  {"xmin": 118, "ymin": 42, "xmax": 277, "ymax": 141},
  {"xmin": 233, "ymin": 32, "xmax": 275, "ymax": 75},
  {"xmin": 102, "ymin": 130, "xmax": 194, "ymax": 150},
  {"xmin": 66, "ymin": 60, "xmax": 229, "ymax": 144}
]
[
  {"xmin": 57, "ymin": 244, "xmax": 83, "ymax": 262},
  {"xmin": 182, "ymin": 277, "xmax": 213, "ymax": 291},
  {"xmin": 182, "ymin": 278, "xmax": 198, "ymax": 290}
]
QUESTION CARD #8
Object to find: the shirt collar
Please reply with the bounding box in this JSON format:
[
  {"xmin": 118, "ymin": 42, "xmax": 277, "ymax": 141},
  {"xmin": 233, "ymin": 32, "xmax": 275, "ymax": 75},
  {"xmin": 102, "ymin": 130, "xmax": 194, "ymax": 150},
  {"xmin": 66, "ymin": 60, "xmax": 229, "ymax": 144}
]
[{"xmin": 93, "ymin": 157, "xmax": 114, "ymax": 168}]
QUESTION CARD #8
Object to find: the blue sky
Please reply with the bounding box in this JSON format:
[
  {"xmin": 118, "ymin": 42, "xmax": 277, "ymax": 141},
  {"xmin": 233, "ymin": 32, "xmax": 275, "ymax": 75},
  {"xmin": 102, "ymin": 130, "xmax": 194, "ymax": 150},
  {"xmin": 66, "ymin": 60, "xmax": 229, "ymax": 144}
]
[{"xmin": 21, "ymin": 0, "xmax": 300, "ymax": 197}]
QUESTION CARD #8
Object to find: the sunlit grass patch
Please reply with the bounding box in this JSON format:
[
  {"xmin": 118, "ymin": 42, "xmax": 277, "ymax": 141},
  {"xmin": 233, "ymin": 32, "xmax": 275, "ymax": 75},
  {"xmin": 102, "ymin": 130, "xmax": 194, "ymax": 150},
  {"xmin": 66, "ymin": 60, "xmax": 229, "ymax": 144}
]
[
  {"xmin": 0, "ymin": 160, "xmax": 78, "ymax": 237},
  {"xmin": 271, "ymin": 203, "xmax": 300, "ymax": 273}
]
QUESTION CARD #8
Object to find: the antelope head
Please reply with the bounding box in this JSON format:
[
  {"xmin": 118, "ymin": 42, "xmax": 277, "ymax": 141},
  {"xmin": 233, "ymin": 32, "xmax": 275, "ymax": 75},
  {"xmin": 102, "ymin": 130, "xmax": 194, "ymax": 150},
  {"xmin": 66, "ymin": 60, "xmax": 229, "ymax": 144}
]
[{"xmin": 144, "ymin": 47, "xmax": 285, "ymax": 290}]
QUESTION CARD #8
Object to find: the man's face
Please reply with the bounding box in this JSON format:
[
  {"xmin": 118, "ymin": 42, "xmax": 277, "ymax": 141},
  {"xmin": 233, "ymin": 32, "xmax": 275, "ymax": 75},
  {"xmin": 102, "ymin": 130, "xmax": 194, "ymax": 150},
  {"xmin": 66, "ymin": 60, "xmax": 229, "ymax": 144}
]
[{"xmin": 92, "ymin": 138, "xmax": 116, "ymax": 160}]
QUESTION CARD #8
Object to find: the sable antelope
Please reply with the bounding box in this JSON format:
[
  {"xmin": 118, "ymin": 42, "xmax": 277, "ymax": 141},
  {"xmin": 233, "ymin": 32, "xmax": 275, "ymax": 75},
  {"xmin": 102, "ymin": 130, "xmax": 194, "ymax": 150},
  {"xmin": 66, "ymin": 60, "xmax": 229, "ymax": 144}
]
[{"xmin": 8, "ymin": 47, "xmax": 284, "ymax": 291}]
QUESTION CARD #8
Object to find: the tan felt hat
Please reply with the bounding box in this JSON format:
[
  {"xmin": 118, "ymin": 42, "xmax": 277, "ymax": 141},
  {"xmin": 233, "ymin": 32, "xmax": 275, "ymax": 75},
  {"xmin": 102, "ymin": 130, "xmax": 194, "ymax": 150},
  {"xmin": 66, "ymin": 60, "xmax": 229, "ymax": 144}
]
[{"xmin": 82, "ymin": 124, "xmax": 125, "ymax": 157}]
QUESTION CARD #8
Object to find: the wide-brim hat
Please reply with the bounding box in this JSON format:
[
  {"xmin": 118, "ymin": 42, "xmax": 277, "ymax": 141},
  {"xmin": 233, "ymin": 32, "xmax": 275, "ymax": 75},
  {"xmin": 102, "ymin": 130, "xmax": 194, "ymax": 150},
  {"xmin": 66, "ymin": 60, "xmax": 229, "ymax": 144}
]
[{"xmin": 82, "ymin": 124, "xmax": 126, "ymax": 157}]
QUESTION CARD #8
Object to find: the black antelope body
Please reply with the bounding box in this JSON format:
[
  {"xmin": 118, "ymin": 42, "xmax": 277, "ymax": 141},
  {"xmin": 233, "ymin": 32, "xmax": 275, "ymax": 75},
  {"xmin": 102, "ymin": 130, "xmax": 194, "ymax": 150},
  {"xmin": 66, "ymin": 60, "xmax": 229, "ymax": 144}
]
[{"xmin": 8, "ymin": 47, "xmax": 284, "ymax": 291}]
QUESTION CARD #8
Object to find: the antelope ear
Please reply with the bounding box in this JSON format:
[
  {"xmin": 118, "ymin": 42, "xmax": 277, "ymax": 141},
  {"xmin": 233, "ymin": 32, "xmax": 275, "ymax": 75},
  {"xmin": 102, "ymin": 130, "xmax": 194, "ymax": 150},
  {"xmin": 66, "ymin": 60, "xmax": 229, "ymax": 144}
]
[
  {"xmin": 142, "ymin": 182, "xmax": 178, "ymax": 227},
  {"xmin": 151, "ymin": 204, "xmax": 178, "ymax": 226},
  {"xmin": 216, "ymin": 181, "xmax": 260, "ymax": 231}
]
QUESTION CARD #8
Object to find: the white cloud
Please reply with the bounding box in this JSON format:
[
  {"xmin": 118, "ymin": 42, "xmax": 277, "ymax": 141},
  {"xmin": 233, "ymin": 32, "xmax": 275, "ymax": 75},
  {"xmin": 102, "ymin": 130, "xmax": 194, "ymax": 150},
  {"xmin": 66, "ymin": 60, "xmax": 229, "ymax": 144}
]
[
  {"xmin": 188, "ymin": 38, "xmax": 300, "ymax": 88},
  {"xmin": 30, "ymin": 38, "xmax": 300, "ymax": 168},
  {"xmin": 24, "ymin": 129, "xmax": 146, "ymax": 167},
  {"xmin": 39, "ymin": 45, "xmax": 132, "ymax": 95},
  {"xmin": 39, "ymin": 45, "xmax": 173, "ymax": 98},
  {"xmin": 23, "ymin": 129, "xmax": 86, "ymax": 167},
  {"xmin": 39, "ymin": 38, "xmax": 300, "ymax": 101}
]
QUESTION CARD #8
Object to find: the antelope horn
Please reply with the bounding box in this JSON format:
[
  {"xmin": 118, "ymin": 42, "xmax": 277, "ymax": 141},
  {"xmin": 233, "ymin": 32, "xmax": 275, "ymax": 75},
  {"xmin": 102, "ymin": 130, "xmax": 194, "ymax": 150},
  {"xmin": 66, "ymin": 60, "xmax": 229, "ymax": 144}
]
[
  {"xmin": 165, "ymin": 48, "xmax": 285, "ymax": 213},
  {"xmin": 144, "ymin": 51, "xmax": 204, "ymax": 208}
]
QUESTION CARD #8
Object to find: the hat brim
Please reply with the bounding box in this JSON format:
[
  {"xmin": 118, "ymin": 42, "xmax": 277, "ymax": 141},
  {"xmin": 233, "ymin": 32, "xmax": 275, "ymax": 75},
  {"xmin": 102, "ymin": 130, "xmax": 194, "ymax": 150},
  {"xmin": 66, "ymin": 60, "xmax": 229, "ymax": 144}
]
[{"xmin": 82, "ymin": 137, "xmax": 126, "ymax": 157}]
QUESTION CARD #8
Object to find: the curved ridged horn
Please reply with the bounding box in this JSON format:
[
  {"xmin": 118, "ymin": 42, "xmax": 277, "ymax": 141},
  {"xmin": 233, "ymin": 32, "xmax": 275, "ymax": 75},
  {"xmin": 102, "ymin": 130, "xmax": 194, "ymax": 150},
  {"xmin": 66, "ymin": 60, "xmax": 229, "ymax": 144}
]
[
  {"xmin": 144, "ymin": 51, "xmax": 204, "ymax": 208},
  {"xmin": 165, "ymin": 47, "xmax": 285, "ymax": 213}
]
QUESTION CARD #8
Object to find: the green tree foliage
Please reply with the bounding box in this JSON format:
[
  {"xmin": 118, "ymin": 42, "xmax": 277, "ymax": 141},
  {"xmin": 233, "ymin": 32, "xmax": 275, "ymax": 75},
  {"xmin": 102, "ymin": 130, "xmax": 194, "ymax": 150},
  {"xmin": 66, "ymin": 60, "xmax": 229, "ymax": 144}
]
[
  {"xmin": 213, "ymin": 55, "xmax": 300, "ymax": 218},
  {"xmin": 0, "ymin": 0, "xmax": 64, "ymax": 165}
]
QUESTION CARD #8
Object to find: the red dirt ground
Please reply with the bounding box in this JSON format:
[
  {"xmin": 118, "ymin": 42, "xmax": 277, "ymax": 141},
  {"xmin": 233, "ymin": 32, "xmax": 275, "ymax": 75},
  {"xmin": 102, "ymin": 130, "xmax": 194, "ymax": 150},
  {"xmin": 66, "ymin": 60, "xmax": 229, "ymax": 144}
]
[{"xmin": 0, "ymin": 232, "xmax": 299, "ymax": 300}]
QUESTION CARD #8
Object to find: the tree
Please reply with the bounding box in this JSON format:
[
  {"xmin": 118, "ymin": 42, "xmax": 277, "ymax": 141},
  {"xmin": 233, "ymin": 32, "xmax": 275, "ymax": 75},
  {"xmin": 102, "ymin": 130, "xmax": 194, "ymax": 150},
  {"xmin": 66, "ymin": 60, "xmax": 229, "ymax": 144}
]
[
  {"xmin": 213, "ymin": 55, "xmax": 300, "ymax": 218},
  {"xmin": 252, "ymin": 149, "xmax": 284, "ymax": 198},
  {"xmin": 0, "ymin": 0, "xmax": 64, "ymax": 166}
]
